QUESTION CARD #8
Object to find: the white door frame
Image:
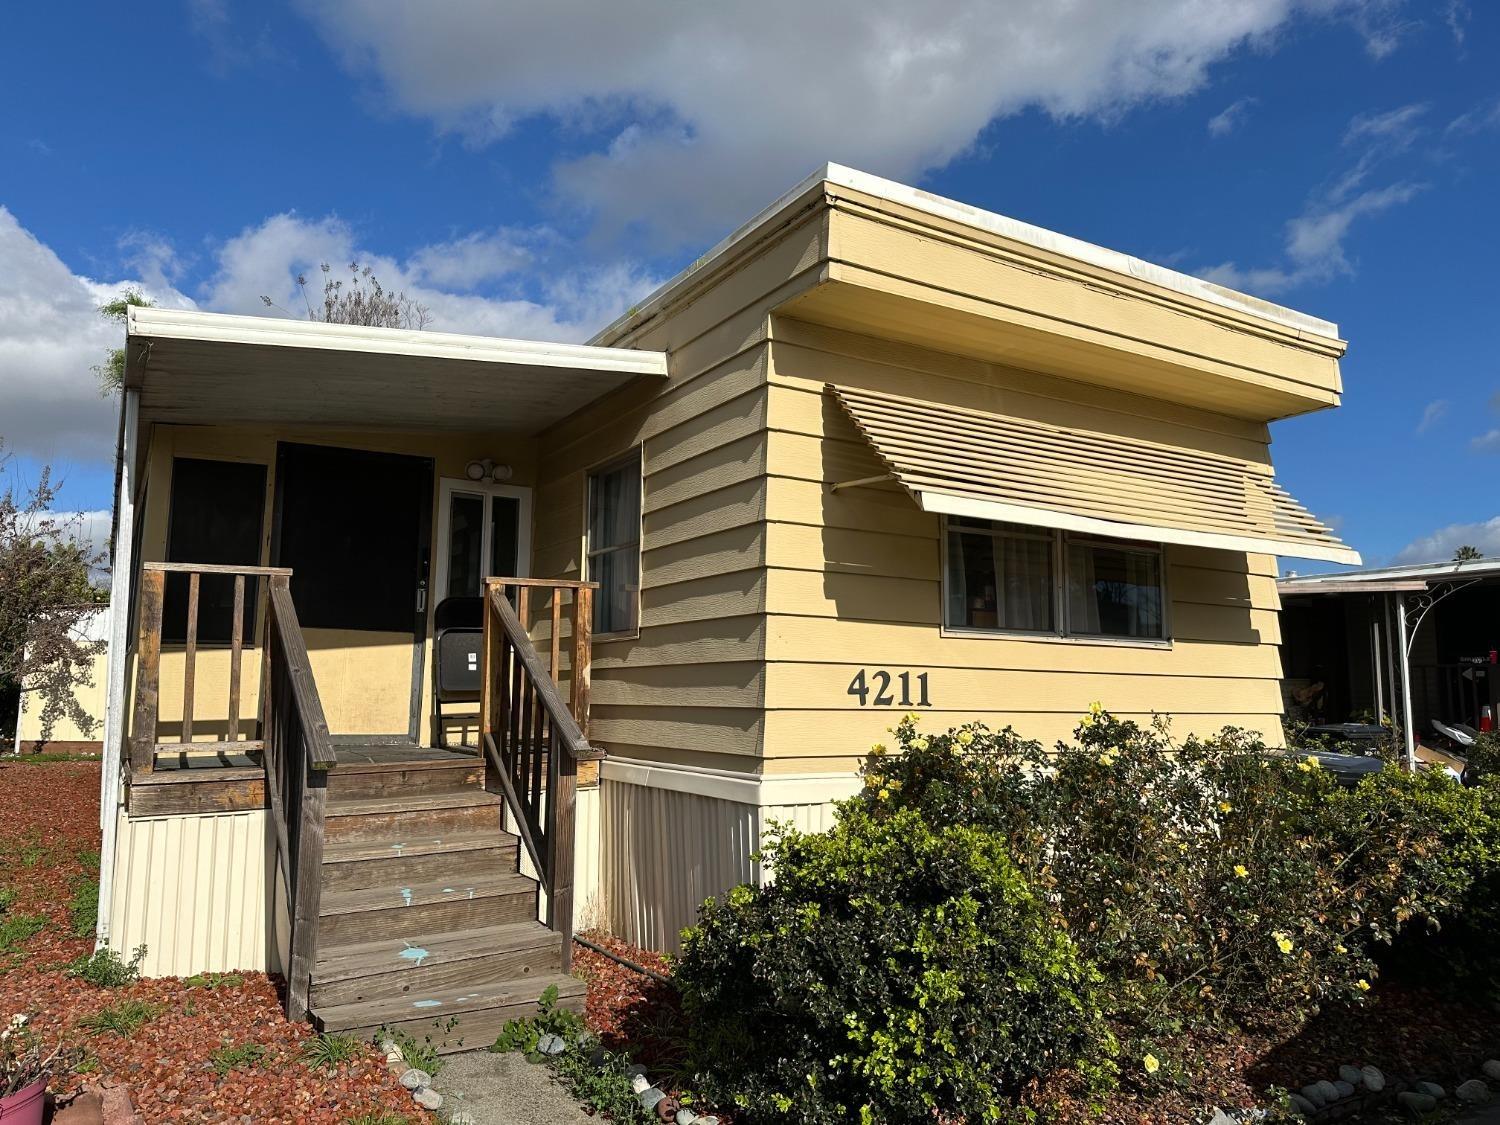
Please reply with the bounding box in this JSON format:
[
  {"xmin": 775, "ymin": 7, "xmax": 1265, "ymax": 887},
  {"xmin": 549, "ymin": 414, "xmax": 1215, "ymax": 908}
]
[{"xmin": 434, "ymin": 477, "xmax": 533, "ymax": 601}]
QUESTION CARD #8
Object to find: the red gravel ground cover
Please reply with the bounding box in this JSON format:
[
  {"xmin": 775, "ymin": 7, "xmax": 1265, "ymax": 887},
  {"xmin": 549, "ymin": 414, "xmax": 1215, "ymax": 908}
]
[{"xmin": 0, "ymin": 757, "xmax": 423, "ymax": 1124}]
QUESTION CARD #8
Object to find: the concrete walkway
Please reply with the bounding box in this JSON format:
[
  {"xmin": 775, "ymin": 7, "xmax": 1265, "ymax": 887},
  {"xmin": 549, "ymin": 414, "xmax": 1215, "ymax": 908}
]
[{"xmin": 431, "ymin": 1050, "xmax": 597, "ymax": 1125}]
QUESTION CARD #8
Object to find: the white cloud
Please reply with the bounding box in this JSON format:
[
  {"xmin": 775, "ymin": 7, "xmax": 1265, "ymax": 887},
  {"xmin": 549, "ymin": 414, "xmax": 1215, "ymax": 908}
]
[
  {"xmin": 1471, "ymin": 430, "xmax": 1500, "ymax": 454},
  {"xmin": 1207, "ymin": 97, "xmax": 1257, "ymax": 137},
  {"xmin": 294, "ymin": 0, "xmax": 1408, "ymax": 244},
  {"xmin": 1447, "ymin": 97, "xmax": 1500, "ymax": 136},
  {"xmin": 1197, "ymin": 101, "xmax": 1427, "ymax": 295},
  {"xmin": 206, "ymin": 212, "xmax": 658, "ymax": 341},
  {"xmin": 1394, "ymin": 516, "xmax": 1500, "ymax": 565},
  {"xmin": 1417, "ymin": 399, "xmax": 1449, "ymax": 434},
  {"xmin": 0, "ymin": 207, "xmax": 195, "ymax": 464}
]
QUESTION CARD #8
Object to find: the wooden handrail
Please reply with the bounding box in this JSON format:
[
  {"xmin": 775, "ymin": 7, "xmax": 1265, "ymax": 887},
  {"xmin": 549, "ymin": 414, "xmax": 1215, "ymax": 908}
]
[
  {"xmin": 481, "ymin": 579, "xmax": 599, "ymax": 973},
  {"xmin": 143, "ymin": 561, "xmax": 292, "ymax": 576},
  {"xmin": 262, "ymin": 573, "xmax": 336, "ymax": 1019}
]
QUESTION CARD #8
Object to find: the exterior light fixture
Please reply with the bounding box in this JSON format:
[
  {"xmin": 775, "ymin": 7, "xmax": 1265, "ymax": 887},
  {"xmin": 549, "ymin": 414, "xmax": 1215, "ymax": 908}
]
[{"xmin": 466, "ymin": 459, "xmax": 514, "ymax": 482}]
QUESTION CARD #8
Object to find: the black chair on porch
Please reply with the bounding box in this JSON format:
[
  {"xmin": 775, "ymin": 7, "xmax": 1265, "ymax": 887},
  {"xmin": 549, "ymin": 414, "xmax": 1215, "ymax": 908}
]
[{"xmin": 431, "ymin": 596, "xmax": 484, "ymax": 748}]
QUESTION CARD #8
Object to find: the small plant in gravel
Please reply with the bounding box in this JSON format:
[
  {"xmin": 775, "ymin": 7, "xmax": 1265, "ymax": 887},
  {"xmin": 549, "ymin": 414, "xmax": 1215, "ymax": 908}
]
[
  {"xmin": 302, "ymin": 1031, "xmax": 363, "ymax": 1071},
  {"xmin": 183, "ymin": 971, "xmax": 245, "ymax": 989},
  {"xmin": 345, "ymin": 1114, "xmax": 415, "ymax": 1125},
  {"xmin": 0, "ymin": 901, "xmax": 46, "ymax": 963},
  {"xmin": 492, "ymin": 983, "xmax": 587, "ymax": 1059},
  {"xmin": 68, "ymin": 849, "xmax": 100, "ymax": 937},
  {"xmin": 210, "ymin": 1042, "xmax": 267, "ymax": 1077},
  {"xmin": 79, "ymin": 999, "xmax": 165, "ymax": 1038},
  {"xmin": 376, "ymin": 1022, "xmax": 449, "ymax": 1078},
  {"xmin": 65, "ymin": 943, "xmax": 145, "ymax": 987}
]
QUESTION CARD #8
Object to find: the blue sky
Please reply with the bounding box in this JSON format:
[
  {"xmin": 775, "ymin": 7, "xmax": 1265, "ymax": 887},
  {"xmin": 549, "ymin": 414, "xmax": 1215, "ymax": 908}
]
[{"xmin": 1, "ymin": 0, "xmax": 1496, "ymax": 570}]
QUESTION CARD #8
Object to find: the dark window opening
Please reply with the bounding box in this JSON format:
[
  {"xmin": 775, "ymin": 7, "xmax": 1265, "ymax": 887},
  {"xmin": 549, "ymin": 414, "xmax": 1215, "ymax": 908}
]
[{"xmin": 163, "ymin": 458, "xmax": 267, "ymax": 644}]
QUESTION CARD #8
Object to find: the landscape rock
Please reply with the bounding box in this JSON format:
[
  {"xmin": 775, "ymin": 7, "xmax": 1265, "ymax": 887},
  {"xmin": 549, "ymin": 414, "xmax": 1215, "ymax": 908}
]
[
  {"xmin": 1485, "ymin": 1061, "xmax": 1500, "ymax": 1083},
  {"xmin": 676, "ymin": 1109, "xmax": 698, "ymax": 1125},
  {"xmin": 631, "ymin": 1073, "xmax": 651, "ymax": 1094},
  {"xmin": 379, "ymin": 1039, "xmax": 401, "ymax": 1058},
  {"xmin": 53, "ymin": 1092, "xmax": 105, "ymax": 1125},
  {"xmin": 639, "ymin": 1087, "xmax": 667, "ymax": 1112},
  {"xmin": 1332, "ymin": 1080, "xmax": 1356, "ymax": 1098},
  {"xmin": 1300, "ymin": 1084, "xmax": 1327, "ymax": 1107},
  {"xmin": 1397, "ymin": 1091, "xmax": 1437, "ymax": 1114},
  {"xmin": 535, "ymin": 1033, "xmax": 567, "ymax": 1056},
  {"xmin": 1457, "ymin": 1079, "xmax": 1492, "ymax": 1104},
  {"xmin": 398, "ymin": 1068, "xmax": 431, "ymax": 1090},
  {"xmin": 1314, "ymin": 1079, "xmax": 1340, "ymax": 1104},
  {"xmin": 412, "ymin": 1086, "xmax": 443, "ymax": 1111},
  {"xmin": 1338, "ymin": 1065, "xmax": 1364, "ymax": 1086},
  {"xmin": 1415, "ymin": 1081, "xmax": 1445, "ymax": 1099},
  {"xmin": 1361, "ymin": 1066, "xmax": 1386, "ymax": 1092},
  {"xmin": 1288, "ymin": 1093, "xmax": 1318, "ymax": 1117}
]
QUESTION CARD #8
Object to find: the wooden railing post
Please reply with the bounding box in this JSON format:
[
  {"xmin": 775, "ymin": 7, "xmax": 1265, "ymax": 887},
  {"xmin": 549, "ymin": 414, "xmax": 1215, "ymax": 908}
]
[
  {"xmin": 128, "ymin": 568, "xmax": 165, "ymax": 776},
  {"xmin": 480, "ymin": 579, "xmax": 600, "ymax": 963},
  {"xmin": 571, "ymin": 586, "xmax": 592, "ymax": 737}
]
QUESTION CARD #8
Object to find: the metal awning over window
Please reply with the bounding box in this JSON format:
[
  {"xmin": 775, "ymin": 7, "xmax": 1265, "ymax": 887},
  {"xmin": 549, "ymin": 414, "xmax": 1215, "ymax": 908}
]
[{"xmin": 827, "ymin": 384, "xmax": 1360, "ymax": 565}]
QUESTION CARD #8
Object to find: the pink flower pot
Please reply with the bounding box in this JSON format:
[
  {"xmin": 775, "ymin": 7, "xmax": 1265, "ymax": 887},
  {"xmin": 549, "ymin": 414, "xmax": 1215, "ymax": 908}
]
[{"xmin": 0, "ymin": 1078, "xmax": 47, "ymax": 1125}]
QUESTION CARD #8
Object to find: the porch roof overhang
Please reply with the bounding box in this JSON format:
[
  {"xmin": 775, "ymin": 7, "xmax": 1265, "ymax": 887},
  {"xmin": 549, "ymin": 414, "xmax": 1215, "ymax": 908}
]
[
  {"xmin": 125, "ymin": 307, "xmax": 668, "ymax": 434},
  {"xmin": 828, "ymin": 383, "xmax": 1362, "ymax": 565}
]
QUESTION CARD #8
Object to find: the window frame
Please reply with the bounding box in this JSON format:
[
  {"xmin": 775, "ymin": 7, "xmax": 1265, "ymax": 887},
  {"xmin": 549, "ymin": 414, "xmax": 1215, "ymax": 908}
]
[
  {"xmin": 584, "ymin": 448, "xmax": 644, "ymax": 641},
  {"xmin": 939, "ymin": 516, "xmax": 1172, "ymax": 648},
  {"xmin": 433, "ymin": 477, "xmax": 534, "ymax": 603}
]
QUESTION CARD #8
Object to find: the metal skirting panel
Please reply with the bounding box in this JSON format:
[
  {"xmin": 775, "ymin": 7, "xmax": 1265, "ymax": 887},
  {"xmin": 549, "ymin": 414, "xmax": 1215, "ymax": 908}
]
[
  {"xmin": 601, "ymin": 778, "xmax": 760, "ymax": 954},
  {"xmin": 107, "ymin": 808, "xmax": 275, "ymax": 977}
]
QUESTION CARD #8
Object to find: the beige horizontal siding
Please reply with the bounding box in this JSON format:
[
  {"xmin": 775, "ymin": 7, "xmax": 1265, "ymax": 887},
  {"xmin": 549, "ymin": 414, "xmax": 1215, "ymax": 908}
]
[{"xmin": 758, "ymin": 329, "xmax": 1288, "ymax": 765}]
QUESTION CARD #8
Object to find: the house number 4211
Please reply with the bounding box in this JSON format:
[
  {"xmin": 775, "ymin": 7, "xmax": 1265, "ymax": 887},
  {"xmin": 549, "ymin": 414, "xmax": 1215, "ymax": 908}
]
[{"xmin": 846, "ymin": 669, "xmax": 932, "ymax": 707}]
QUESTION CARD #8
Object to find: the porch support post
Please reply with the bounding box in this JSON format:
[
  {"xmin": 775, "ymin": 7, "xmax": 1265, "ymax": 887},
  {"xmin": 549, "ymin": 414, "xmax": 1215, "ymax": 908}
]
[
  {"xmin": 1370, "ymin": 598, "xmax": 1385, "ymax": 724},
  {"xmin": 1395, "ymin": 591, "xmax": 1417, "ymax": 772},
  {"xmin": 95, "ymin": 388, "xmax": 140, "ymax": 947}
]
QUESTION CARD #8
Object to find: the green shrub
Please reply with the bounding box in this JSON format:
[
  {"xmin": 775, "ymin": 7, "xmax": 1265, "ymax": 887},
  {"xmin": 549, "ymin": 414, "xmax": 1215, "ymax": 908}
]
[
  {"xmin": 68, "ymin": 853, "xmax": 100, "ymax": 938},
  {"xmin": 492, "ymin": 982, "xmax": 587, "ymax": 1058},
  {"xmin": 858, "ymin": 711, "xmax": 1451, "ymax": 1039},
  {"xmin": 79, "ymin": 999, "xmax": 165, "ymax": 1037},
  {"xmin": 211, "ymin": 1042, "xmax": 267, "ymax": 1076},
  {"xmin": 66, "ymin": 944, "xmax": 146, "ymax": 987},
  {"xmin": 183, "ymin": 971, "xmax": 245, "ymax": 989},
  {"xmin": 676, "ymin": 805, "xmax": 1113, "ymax": 1124}
]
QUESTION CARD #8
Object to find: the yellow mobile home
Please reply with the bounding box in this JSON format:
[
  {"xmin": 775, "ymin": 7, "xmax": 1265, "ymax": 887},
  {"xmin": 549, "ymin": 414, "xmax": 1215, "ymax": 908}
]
[{"xmin": 95, "ymin": 165, "xmax": 1358, "ymax": 1043}]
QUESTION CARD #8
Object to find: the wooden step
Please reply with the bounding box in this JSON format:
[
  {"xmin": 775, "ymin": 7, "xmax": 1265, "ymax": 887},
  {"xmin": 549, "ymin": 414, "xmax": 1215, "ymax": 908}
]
[
  {"xmin": 316, "ymin": 874, "xmax": 537, "ymax": 946},
  {"xmin": 310, "ymin": 922, "xmax": 563, "ymax": 1009},
  {"xmin": 320, "ymin": 829, "xmax": 520, "ymax": 893},
  {"xmin": 312, "ymin": 973, "xmax": 586, "ymax": 1053},
  {"xmin": 323, "ymin": 790, "xmax": 504, "ymax": 843},
  {"xmin": 328, "ymin": 756, "xmax": 484, "ymax": 799}
]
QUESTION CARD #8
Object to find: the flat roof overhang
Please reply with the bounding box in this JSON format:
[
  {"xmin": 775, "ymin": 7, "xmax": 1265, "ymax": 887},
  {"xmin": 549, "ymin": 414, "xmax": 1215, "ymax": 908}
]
[{"xmin": 125, "ymin": 307, "xmax": 668, "ymax": 434}]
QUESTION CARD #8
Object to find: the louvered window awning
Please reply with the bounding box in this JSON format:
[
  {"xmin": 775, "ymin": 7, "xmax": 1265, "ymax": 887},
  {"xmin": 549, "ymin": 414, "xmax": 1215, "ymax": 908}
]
[{"xmin": 828, "ymin": 384, "xmax": 1360, "ymax": 565}]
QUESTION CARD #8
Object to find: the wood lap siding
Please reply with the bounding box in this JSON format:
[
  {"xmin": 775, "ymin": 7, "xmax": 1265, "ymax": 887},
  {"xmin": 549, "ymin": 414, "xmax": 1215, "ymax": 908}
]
[{"xmin": 759, "ymin": 326, "xmax": 1289, "ymax": 771}]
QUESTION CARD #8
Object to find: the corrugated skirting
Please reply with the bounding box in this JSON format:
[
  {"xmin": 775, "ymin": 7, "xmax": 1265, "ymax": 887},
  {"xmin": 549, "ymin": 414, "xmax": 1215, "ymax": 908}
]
[{"xmin": 107, "ymin": 808, "xmax": 276, "ymax": 977}]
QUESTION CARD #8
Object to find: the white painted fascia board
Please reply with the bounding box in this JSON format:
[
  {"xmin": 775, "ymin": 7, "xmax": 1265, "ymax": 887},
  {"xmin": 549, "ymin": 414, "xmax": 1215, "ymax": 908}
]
[
  {"xmin": 591, "ymin": 161, "xmax": 1340, "ymax": 347},
  {"xmin": 918, "ymin": 491, "xmax": 1363, "ymax": 566},
  {"xmin": 127, "ymin": 306, "xmax": 668, "ymax": 378},
  {"xmin": 601, "ymin": 755, "xmax": 863, "ymax": 808}
]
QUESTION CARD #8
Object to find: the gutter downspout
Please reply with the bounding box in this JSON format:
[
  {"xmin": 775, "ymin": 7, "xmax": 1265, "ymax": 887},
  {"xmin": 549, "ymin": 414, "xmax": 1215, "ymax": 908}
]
[
  {"xmin": 95, "ymin": 388, "xmax": 140, "ymax": 949},
  {"xmin": 1395, "ymin": 591, "xmax": 1417, "ymax": 772}
]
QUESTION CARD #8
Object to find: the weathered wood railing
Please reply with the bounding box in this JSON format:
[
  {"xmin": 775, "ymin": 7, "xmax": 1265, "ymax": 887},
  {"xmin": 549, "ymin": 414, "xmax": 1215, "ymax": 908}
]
[
  {"xmin": 129, "ymin": 561, "xmax": 291, "ymax": 771},
  {"xmin": 129, "ymin": 562, "xmax": 335, "ymax": 1018},
  {"xmin": 262, "ymin": 574, "xmax": 337, "ymax": 1019},
  {"xmin": 481, "ymin": 578, "xmax": 599, "ymax": 972}
]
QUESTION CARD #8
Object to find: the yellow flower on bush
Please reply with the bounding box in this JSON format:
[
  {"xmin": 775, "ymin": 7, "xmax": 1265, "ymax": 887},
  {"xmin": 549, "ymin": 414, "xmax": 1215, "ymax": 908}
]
[
  {"xmin": 1335, "ymin": 943, "xmax": 1348, "ymax": 954},
  {"xmin": 1297, "ymin": 759, "xmax": 1314, "ymax": 772},
  {"xmin": 957, "ymin": 730, "xmax": 974, "ymax": 746},
  {"xmin": 1098, "ymin": 750, "xmax": 1117, "ymax": 766},
  {"xmin": 904, "ymin": 712, "xmax": 921, "ymax": 724},
  {"xmin": 1356, "ymin": 979, "xmax": 1371, "ymax": 992},
  {"xmin": 870, "ymin": 742, "xmax": 887, "ymax": 755},
  {"xmin": 1143, "ymin": 1054, "xmax": 1160, "ymax": 1075},
  {"xmin": 1089, "ymin": 701, "xmax": 1104, "ymax": 716},
  {"xmin": 1219, "ymin": 801, "xmax": 1233, "ymax": 813},
  {"xmin": 1233, "ymin": 864, "xmax": 1248, "ymax": 878},
  {"xmin": 912, "ymin": 737, "xmax": 930, "ymax": 751},
  {"xmin": 877, "ymin": 788, "xmax": 891, "ymax": 801},
  {"xmin": 1273, "ymin": 932, "xmax": 1294, "ymax": 955}
]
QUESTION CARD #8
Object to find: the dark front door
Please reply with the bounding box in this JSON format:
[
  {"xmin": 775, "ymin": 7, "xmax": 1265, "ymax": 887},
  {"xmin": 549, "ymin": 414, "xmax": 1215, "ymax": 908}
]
[{"xmin": 272, "ymin": 442, "xmax": 434, "ymax": 742}]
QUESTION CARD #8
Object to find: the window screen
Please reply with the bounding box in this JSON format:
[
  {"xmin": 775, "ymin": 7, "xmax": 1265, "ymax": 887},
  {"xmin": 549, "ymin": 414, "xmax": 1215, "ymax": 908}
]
[
  {"xmin": 587, "ymin": 453, "xmax": 641, "ymax": 635},
  {"xmin": 163, "ymin": 458, "xmax": 267, "ymax": 644}
]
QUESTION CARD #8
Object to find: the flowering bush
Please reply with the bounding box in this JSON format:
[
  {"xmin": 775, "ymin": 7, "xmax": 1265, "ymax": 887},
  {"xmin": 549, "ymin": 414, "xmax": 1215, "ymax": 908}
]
[
  {"xmin": 675, "ymin": 806, "xmax": 1114, "ymax": 1124},
  {"xmin": 857, "ymin": 709, "xmax": 1448, "ymax": 1039}
]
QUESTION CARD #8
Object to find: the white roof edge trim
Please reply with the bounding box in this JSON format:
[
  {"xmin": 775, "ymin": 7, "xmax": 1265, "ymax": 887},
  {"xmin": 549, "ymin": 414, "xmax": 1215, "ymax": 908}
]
[
  {"xmin": 128, "ymin": 306, "xmax": 668, "ymax": 377},
  {"xmin": 591, "ymin": 161, "xmax": 1339, "ymax": 346},
  {"xmin": 919, "ymin": 491, "xmax": 1363, "ymax": 567},
  {"xmin": 1280, "ymin": 558, "xmax": 1500, "ymax": 586}
]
